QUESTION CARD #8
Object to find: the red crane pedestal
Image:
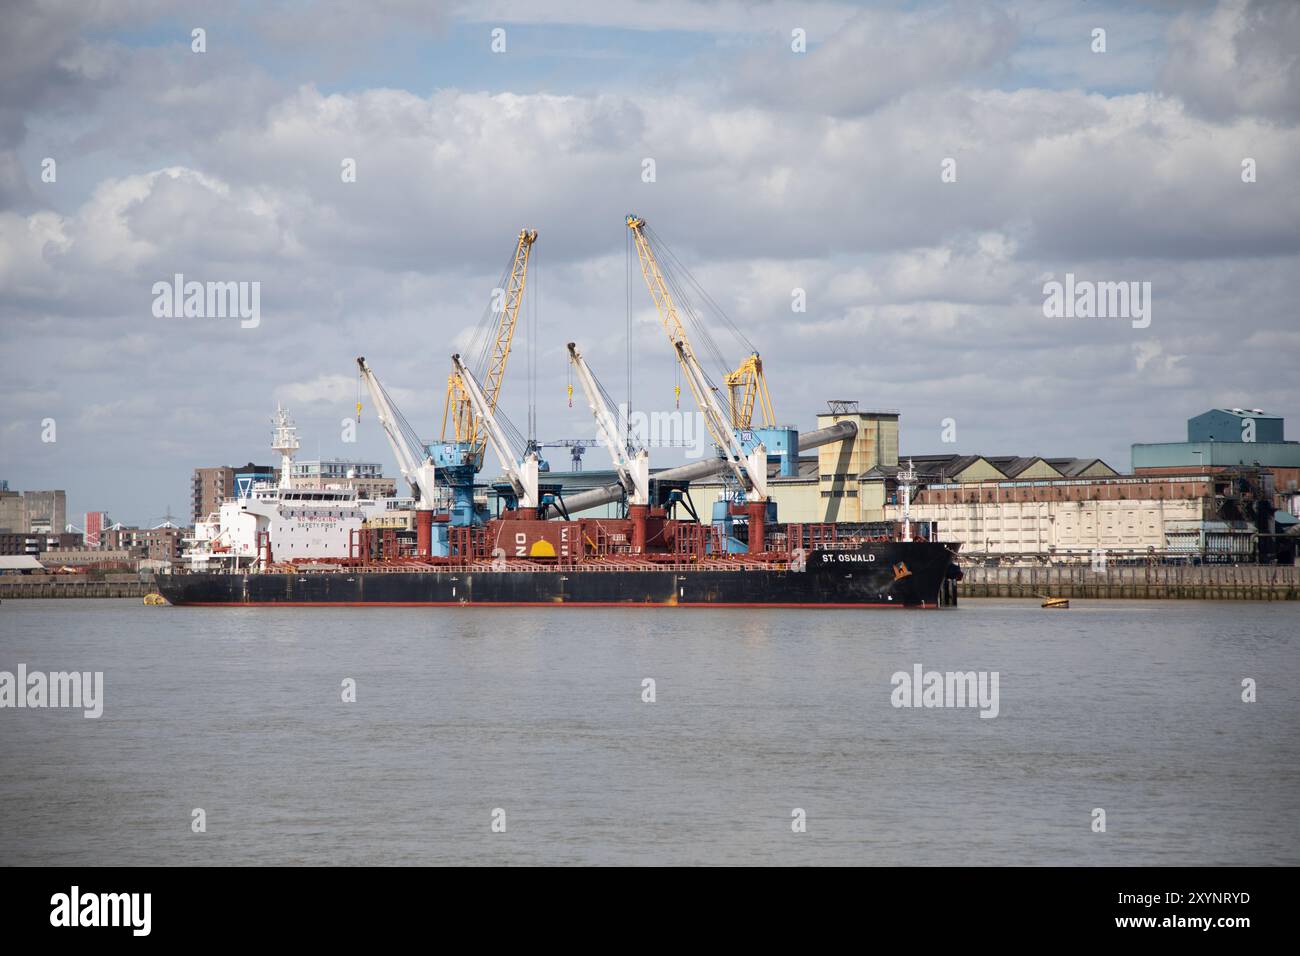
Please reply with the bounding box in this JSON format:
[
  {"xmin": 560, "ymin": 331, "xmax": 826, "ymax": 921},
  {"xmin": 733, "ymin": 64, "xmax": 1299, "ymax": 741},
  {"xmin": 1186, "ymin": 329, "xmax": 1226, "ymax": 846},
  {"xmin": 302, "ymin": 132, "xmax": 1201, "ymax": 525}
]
[
  {"xmin": 416, "ymin": 509, "xmax": 433, "ymax": 558},
  {"xmin": 747, "ymin": 500, "xmax": 767, "ymax": 554},
  {"xmin": 629, "ymin": 504, "xmax": 649, "ymax": 553}
]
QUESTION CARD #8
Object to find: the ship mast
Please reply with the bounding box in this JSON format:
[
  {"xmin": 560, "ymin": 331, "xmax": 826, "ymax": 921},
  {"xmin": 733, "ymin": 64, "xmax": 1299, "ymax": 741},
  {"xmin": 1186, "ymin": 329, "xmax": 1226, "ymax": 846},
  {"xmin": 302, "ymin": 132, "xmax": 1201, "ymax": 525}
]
[
  {"xmin": 898, "ymin": 457, "xmax": 918, "ymax": 542},
  {"xmin": 271, "ymin": 403, "xmax": 300, "ymax": 490}
]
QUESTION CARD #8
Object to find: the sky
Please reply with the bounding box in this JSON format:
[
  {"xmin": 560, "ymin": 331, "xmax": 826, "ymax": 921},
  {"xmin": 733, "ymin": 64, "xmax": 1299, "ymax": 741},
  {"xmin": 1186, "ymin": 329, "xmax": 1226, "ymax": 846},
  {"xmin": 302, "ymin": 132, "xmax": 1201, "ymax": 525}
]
[{"xmin": 1, "ymin": 0, "xmax": 1297, "ymax": 526}]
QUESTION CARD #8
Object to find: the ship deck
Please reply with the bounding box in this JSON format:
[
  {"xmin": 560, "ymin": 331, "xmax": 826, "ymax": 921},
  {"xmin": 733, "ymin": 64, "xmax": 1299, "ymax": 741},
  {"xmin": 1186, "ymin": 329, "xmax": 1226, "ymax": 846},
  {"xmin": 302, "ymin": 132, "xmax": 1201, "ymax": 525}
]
[{"xmin": 242, "ymin": 556, "xmax": 805, "ymax": 574}]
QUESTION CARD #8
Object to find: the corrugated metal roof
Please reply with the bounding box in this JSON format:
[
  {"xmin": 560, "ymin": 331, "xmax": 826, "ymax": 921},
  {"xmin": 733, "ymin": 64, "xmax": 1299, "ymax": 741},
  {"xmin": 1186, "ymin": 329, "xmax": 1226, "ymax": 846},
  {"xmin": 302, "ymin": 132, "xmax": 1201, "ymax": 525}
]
[
  {"xmin": 0, "ymin": 555, "xmax": 45, "ymax": 570},
  {"xmin": 1213, "ymin": 407, "xmax": 1280, "ymax": 419},
  {"xmin": 861, "ymin": 455, "xmax": 1118, "ymax": 482},
  {"xmin": 985, "ymin": 456, "xmax": 1046, "ymax": 478}
]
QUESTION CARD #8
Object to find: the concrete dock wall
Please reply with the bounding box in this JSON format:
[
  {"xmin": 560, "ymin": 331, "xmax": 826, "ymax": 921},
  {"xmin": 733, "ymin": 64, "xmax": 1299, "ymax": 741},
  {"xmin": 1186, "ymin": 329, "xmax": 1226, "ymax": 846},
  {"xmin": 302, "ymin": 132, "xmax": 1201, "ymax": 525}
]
[
  {"xmin": 0, "ymin": 575, "xmax": 153, "ymax": 599},
  {"xmin": 958, "ymin": 564, "xmax": 1299, "ymax": 600}
]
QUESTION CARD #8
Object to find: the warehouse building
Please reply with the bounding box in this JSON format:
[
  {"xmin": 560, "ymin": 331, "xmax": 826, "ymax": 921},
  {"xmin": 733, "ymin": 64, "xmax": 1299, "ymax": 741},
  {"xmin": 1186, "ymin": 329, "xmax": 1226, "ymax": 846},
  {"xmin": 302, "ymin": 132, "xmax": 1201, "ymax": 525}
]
[
  {"xmin": 883, "ymin": 408, "xmax": 1298, "ymax": 564},
  {"xmin": 882, "ymin": 472, "xmax": 1223, "ymax": 561},
  {"xmin": 1132, "ymin": 407, "xmax": 1300, "ymax": 494}
]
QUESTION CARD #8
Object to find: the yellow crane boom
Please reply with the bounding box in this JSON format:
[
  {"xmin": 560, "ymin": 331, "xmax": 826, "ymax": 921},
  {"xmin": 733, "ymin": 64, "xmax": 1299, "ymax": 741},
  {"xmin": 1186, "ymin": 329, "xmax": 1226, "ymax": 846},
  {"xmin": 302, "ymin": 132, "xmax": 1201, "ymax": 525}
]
[
  {"xmin": 626, "ymin": 214, "xmax": 769, "ymax": 500},
  {"xmin": 625, "ymin": 215, "xmax": 714, "ymax": 422},
  {"xmin": 442, "ymin": 228, "xmax": 537, "ymax": 468},
  {"xmin": 625, "ymin": 215, "xmax": 774, "ymax": 430}
]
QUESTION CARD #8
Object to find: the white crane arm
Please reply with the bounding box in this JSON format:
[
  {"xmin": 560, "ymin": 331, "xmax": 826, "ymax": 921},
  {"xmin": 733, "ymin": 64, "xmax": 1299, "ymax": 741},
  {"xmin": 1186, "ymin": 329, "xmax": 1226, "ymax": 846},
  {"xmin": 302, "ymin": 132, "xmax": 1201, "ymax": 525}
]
[
  {"xmin": 567, "ymin": 343, "xmax": 649, "ymax": 506},
  {"xmin": 451, "ymin": 353, "xmax": 539, "ymax": 509},
  {"xmin": 674, "ymin": 342, "xmax": 767, "ymax": 501},
  {"xmin": 356, "ymin": 357, "xmax": 438, "ymax": 510}
]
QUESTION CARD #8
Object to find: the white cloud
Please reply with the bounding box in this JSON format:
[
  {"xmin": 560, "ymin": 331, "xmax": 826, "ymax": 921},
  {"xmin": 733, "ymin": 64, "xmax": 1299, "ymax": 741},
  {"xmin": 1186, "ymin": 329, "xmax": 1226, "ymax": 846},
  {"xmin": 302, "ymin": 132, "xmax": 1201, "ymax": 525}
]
[
  {"xmin": 275, "ymin": 374, "xmax": 357, "ymax": 408},
  {"xmin": 1160, "ymin": 0, "xmax": 1300, "ymax": 122},
  {"xmin": 455, "ymin": 0, "xmax": 859, "ymax": 35},
  {"xmin": 727, "ymin": 5, "xmax": 1019, "ymax": 115}
]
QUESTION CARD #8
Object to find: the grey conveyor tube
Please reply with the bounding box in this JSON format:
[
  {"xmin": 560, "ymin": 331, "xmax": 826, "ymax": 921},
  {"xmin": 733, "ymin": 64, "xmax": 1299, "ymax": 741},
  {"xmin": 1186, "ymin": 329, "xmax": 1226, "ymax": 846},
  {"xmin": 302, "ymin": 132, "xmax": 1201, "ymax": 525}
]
[{"xmin": 545, "ymin": 419, "xmax": 859, "ymax": 518}]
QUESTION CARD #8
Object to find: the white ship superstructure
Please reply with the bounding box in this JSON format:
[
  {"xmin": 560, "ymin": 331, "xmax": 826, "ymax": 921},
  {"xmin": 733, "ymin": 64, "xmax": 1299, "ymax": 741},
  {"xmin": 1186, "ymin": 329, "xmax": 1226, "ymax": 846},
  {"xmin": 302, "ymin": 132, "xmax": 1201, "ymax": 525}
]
[{"xmin": 186, "ymin": 405, "xmax": 385, "ymax": 569}]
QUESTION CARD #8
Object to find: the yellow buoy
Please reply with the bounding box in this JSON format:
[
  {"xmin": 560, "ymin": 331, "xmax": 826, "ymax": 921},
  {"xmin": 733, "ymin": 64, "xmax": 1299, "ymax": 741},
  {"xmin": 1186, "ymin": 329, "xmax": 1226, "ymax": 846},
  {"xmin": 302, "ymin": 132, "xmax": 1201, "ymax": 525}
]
[{"xmin": 142, "ymin": 592, "xmax": 168, "ymax": 605}]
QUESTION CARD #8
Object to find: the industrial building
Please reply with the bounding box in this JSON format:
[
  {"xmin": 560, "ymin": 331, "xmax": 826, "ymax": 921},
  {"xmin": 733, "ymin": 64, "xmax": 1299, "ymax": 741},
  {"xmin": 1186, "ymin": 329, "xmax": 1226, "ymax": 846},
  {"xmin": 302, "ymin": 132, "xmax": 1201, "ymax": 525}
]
[
  {"xmin": 1132, "ymin": 407, "xmax": 1300, "ymax": 493},
  {"xmin": 884, "ymin": 473, "xmax": 1225, "ymax": 561},
  {"xmin": 881, "ymin": 408, "xmax": 1297, "ymax": 565},
  {"xmin": 691, "ymin": 402, "xmax": 899, "ymax": 523},
  {"xmin": 0, "ymin": 486, "xmax": 23, "ymax": 532},
  {"xmin": 19, "ymin": 490, "xmax": 66, "ymax": 534},
  {"xmin": 0, "ymin": 486, "xmax": 68, "ymax": 534}
]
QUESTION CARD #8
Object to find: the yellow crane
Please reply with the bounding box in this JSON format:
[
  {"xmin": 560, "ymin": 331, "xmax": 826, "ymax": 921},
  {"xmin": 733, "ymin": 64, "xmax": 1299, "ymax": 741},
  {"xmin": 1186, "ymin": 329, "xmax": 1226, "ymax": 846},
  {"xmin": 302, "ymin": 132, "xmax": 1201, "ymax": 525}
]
[
  {"xmin": 441, "ymin": 228, "xmax": 537, "ymax": 469},
  {"xmin": 625, "ymin": 215, "xmax": 774, "ymax": 430},
  {"xmin": 626, "ymin": 215, "xmax": 714, "ymax": 431},
  {"xmin": 626, "ymin": 214, "xmax": 769, "ymax": 502},
  {"xmin": 724, "ymin": 354, "xmax": 775, "ymax": 432}
]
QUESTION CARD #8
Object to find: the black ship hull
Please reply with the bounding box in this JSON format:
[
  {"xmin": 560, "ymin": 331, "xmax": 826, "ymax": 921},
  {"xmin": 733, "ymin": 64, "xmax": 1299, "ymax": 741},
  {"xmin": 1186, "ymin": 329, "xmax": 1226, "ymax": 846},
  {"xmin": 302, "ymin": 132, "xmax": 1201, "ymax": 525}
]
[{"xmin": 158, "ymin": 542, "xmax": 958, "ymax": 608}]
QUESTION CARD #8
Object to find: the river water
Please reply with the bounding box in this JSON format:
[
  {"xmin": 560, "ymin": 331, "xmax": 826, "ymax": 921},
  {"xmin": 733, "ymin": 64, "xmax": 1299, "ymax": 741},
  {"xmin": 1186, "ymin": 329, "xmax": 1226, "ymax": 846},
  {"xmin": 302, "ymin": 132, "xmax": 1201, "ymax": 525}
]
[{"xmin": 1, "ymin": 598, "xmax": 1296, "ymax": 865}]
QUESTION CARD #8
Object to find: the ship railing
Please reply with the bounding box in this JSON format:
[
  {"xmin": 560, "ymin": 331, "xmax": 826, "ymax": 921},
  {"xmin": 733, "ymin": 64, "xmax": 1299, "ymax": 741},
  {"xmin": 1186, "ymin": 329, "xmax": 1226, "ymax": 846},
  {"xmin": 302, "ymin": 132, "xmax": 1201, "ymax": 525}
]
[
  {"xmin": 266, "ymin": 558, "xmax": 797, "ymax": 574},
  {"xmin": 814, "ymin": 538, "xmax": 894, "ymax": 550}
]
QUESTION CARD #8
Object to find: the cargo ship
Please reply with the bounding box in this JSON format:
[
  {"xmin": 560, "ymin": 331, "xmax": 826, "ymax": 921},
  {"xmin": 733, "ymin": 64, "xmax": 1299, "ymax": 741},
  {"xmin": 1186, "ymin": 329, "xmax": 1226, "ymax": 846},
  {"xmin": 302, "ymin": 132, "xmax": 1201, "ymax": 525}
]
[
  {"xmin": 161, "ymin": 407, "xmax": 960, "ymax": 609},
  {"xmin": 158, "ymin": 384, "xmax": 962, "ymax": 610},
  {"xmin": 157, "ymin": 533, "xmax": 960, "ymax": 608}
]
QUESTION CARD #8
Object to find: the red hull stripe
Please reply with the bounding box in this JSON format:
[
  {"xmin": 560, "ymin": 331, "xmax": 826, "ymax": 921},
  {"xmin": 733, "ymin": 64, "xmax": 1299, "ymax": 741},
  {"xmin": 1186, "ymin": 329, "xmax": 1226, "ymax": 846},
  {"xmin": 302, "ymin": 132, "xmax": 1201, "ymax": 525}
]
[{"xmin": 174, "ymin": 601, "xmax": 932, "ymax": 609}]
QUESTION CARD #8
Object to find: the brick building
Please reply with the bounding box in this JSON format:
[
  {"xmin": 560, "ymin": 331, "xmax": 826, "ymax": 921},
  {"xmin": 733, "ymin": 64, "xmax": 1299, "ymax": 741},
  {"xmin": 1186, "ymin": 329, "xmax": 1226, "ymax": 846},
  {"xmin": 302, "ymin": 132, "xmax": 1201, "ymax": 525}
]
[
  {"xmin": 101, "ymin": 525, "xmax": 187, "ymax": 563},
  {"xmin": 193, "ymin": 463, "xmax": 276, "ymax": 523}
]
